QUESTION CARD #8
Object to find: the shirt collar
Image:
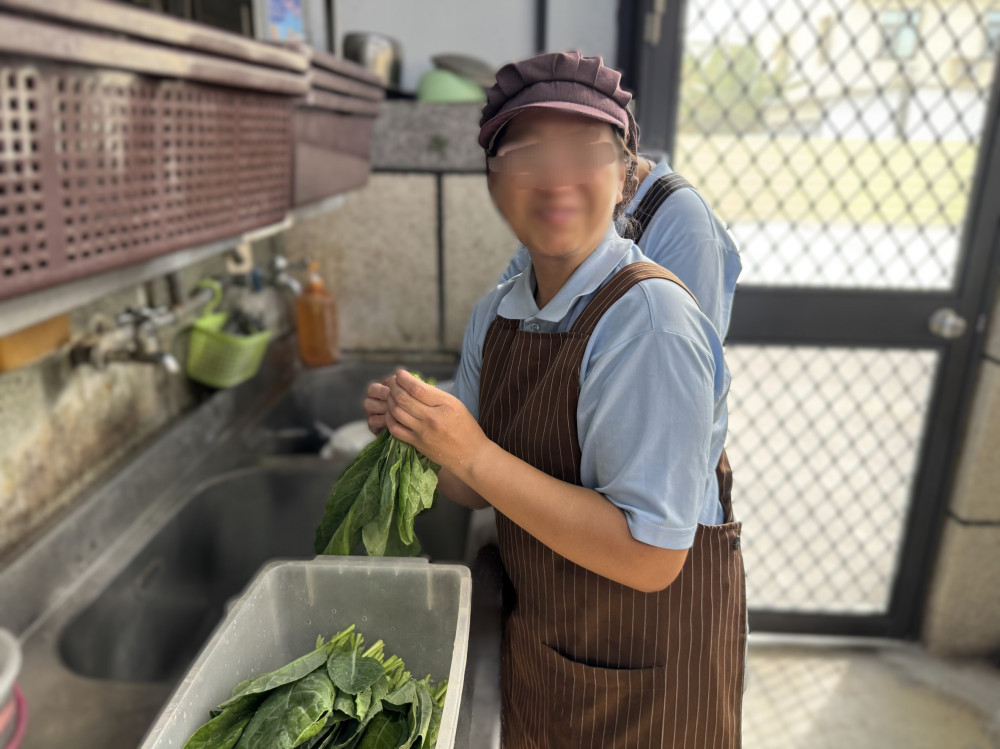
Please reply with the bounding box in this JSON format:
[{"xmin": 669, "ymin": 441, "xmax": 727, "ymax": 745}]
[
  {"xmin": 497, "ymin": 225, "xmax": 632, "ymax": 322},
  {"xmin": 626, "ymin": 154, "xmax": 673, "ymax": 214}
]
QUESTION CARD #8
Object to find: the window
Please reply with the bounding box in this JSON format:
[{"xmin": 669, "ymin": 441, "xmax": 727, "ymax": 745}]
[
  {"xmin": 986, "ymin": 11, "xmax": 1000, "ymax": 58},
  {"xmin": 879, "ymin": 10, "xmax": 921, "ymax": 60},
  {"xmin": 818, "ymin": 16, "xmax": 835, "ymax": 64}
]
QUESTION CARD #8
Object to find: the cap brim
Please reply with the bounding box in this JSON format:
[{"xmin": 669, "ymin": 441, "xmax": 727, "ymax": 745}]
[{"xmin": 480, "ymin": 101, "xmax": 625, "ymax": 151}]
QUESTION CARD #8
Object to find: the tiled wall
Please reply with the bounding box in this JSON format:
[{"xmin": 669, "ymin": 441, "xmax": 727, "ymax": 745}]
[{"xmin": 923, "ymin": 294, "xmax": 1000, "ymax": 656}]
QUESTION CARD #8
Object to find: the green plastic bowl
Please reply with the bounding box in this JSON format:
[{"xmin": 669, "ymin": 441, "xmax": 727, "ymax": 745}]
[{"xmin": 417, "ymin": 69, "xmax": 486, "ymax": 103}]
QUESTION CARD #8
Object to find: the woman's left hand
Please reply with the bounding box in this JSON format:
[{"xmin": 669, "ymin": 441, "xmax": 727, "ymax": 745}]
[{"xmin": 385, "ymin": 369, "xmax": 491, "ymax": 472}]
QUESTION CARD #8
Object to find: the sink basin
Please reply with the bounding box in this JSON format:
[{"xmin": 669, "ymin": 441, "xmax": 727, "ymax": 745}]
[
  {"xmin": 59, "ymin": 461, "xmax": 471, "ymax": 683},
  {"xmin": 257, "ymin": 361, "xmax": 457, "ymax": 453}
]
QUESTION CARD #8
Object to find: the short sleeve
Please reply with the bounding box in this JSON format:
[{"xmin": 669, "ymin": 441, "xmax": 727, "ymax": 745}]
[
  {"xmin": 641, "ymin": 212, "xmax": 731, "ymax": 339},
  {"xmin": 453, "ymin": 301, "xmax": 484, "ymax": 421},
  {"xmin": 578, "ymin": 325, "xmax": 717, "ymax": 550}
]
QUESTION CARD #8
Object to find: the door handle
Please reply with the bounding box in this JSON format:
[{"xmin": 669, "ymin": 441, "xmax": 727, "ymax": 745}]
[{"xmin": 929, "ymin": 308, "xmax": 968, "ymax": 340}]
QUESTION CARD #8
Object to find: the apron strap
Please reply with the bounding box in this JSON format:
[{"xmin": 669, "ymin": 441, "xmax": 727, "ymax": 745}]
[
  {"xmin": 623, "ymin": 172, "xmax": 693, "ymax": 242},
  {"xmin": 717, "ymin": 448, "xmax": 735, "ymax": 524},
  {"xmin": 569, "ymin": 261, "xmax": 736, "ymax": 522},
  {"xmin": 570, "ymin": 261, "xmax": 699, "ymax": 338}
]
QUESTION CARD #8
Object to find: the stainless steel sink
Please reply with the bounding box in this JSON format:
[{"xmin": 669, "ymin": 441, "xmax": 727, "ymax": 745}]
[
  {"xmin": 57, "ymin": 464, "xmax": 338, "ymax": 682},
  {"xmin": 59, "ymin": 461, "xmax": 472, "ymax": 683},
  {"xmin": 255, "ymin": 361, "xmax": 457, "ymax": 453},
  {"xmin": 2, "ymin": 353, "xmax": 493, "ymax": 749}
]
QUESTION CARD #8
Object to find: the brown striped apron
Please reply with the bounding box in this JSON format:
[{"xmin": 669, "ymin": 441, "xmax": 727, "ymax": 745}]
[{"xmin": 479, "ymin": 261, "xmax": 746, "ymax": 748}]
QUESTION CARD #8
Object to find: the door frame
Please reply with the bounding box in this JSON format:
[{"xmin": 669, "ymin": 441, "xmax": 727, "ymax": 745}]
[{"xmin": 619, "ymin": 0, "xmax": 1000, "ymax": 637}]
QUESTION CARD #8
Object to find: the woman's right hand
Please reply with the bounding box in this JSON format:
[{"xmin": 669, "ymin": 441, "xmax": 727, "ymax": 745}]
[{"xmin": 363, "ymin": 374, "xmax": 395, "ymax": 435}]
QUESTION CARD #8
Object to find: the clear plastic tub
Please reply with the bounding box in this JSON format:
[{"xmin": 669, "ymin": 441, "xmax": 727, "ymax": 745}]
[{"xmin": 140, "ymin": 556, "xmax": 472, "ymax": 749}]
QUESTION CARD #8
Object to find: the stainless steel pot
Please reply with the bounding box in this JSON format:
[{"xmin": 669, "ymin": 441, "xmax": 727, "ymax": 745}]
[{"xmin": 342, "ymin": 32, "xmax": 402, "ymax": 90}]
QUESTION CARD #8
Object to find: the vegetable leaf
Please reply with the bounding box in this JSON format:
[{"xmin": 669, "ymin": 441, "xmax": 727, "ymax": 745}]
[
  {"xmin": 222, "ymin": 641, "xmax": 332, "ymax": 707},
  {"xmin": 397, "ymin": 450, "xmax": 438, "ymax": 545},
  {"xmin": 328, "ymin": 650, "xmax": 385, "ymax": 695},
  {"xmin": 355, "ymin": 687, "xmax": 373, "ymax": 722},
  {"xmin": 322, "ymin": 466, "xmax": 384, "ymax": 556},
  {"xmin": 423, "ymin": 702, "xmax": 444, "ymax": 749},
  {"xmin": 384, "ymin": 512, "xmax": 422, "ymax": 557},
  {"xmin": 381, "ymin": 681, "xmax": 417, "ymax": 712},
  {"xmin": 333, "ymin": 692, "xmax": 359, "ymax": 721},
  {"xmin": 357, "ymin": 712, "xmax": 408, "ymax": 749},
  {"xmin": 234, "ymin": 671, "xmax": 335, "ymax": 749},
  {"xmin": 401, "ymin": 680, "xmax": 435, "ymax": 749},
  {"xmin": 362, "ymin": 441, "xmax": 402, "ymax": 556},
  {"xmin": 184, "ymin": 694, "xmax": 261, "ymax": 749},
  {"xmin": 315, "ymin": 432, "xmax": 390, "ymax": 554}
]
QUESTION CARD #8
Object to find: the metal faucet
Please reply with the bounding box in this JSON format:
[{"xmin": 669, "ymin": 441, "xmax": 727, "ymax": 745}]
[
  {"xmin": 98, "ymin": 345, "xmax": 182, "ymax": 374},
  {"xmin": 71, "ymin": 285, "xmax": 212, "ymax": 374},
  {"xmin": 270, "ymin": 255, "xmax": 304, "ymax": 297}
]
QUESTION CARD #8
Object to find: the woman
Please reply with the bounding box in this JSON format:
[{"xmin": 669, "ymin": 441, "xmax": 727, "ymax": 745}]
[{"xmin": 366, "ymin": 51, "xmax": 746, "ymax": 748}]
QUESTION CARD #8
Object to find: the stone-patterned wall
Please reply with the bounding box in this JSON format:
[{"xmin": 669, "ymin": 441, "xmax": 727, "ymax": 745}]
[
  {"xmin": 280, "ymin": 174, "xmax": 441, "ymax": 351},
  {"xmin": 923, "ymin": 292, "xmax": 1000, "ymax": 656},
  {"xmin": 0, "ymin": 251, "xmax": 242, "ymax": 565},
  {"xmin": 280, "ymin": 171, "xmax": 518, "ymax": 354}
]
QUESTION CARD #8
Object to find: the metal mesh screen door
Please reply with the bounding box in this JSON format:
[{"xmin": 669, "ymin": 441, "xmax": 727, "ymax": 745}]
[{"xmin": 627, "ymin": 0, "xmax": 1000, "ymax": 635}]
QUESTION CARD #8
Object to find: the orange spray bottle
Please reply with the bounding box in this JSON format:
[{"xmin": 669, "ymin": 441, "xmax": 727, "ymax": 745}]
[{"xmin": 295, "ymin": 262, "xmax": 340, "ymax": 366}]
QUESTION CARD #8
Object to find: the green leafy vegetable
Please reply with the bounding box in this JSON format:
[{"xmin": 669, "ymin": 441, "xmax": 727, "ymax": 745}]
[
  {"xmin": 183, "ymin": 694, "xmax": 262, "ymax": 749},
  {"xmin": 332, "ymin": 690, "xmax": 359, "ymax": 721},
  {"xmin": 382, "ymin": 681, "xmax": 417, "ymax": 712},
  {"xmin": 234, "ymin": 671, "xmax": 335, "ymax": 749},
  {"xmin": 322, "ymin": 467, "xmax": 384, "ymax": 556},
  {"xmin": 425, "ymin": 703, "xmax": 444, "ymax": 749},
  {"xmin": 315, "ymin": 374, "xmax": 440, "ymax": 558},
  {"xmin": 357, "ymin": 712, "xmax": 408, "ymax": 749},
  {"xmin": 397, "ymin": 451, "xmax": 438, "ymax": 546},
  {"xmin": 355, "ymin": 687, "xmax": 373, "ymax": 722},
  {"xmin": 315, "ymin": 432, "xmax": 390, "ymax": 554},
  {"xmin": 183, "ymin": 625, "xmax": 448, "ymax": 749},
  {"xmin": 328, "ymin": 650, "xmax": 385, "ymax": 696},
  {"xmin": 362, "ymin": 441, "xmax": 402, "ymax": 556},
  {"xmin": 221, "ymin": 638, "xmax": 337, "ymax": 708}
]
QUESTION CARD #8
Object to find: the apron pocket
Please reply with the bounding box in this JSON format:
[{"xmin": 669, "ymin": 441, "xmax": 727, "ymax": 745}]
[{"xmin": 539, "ymin": 643, "xmax": 665, "ymax": 748}]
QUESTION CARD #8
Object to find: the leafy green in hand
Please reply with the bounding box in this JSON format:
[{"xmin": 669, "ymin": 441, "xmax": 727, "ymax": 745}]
[{"xmin": 315, "ymin": 374, "xmax": 441, "ymax": 558}]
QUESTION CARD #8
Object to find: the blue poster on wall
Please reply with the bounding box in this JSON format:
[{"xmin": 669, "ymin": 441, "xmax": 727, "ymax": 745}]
[{"xmin": 265, "ymin": 0, "xmax": 304, "ymax": 42}]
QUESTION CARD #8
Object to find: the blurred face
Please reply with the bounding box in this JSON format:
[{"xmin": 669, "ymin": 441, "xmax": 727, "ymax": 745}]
[{"xmin": 487, "ymin": 109, "xmax": 626, "ymax": 261}]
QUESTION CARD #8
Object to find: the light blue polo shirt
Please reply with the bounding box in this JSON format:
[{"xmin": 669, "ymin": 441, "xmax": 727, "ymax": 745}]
[
  {"xmin": 498, "ymin": 156, "xmax": 742, "ymax": 340},
  {"xmin": 455, "ymin": 227, "xmax": 730, "ymax": 550}
]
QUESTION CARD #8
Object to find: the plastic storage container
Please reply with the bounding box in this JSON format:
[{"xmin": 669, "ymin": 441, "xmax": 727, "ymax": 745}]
[{"xmin": 140, "ymin": 556, "xmax": 472, "ymax": 749}]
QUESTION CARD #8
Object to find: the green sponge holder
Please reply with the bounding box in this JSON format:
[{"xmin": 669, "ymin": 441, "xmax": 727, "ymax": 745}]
[{"xmin": 185, "ymin": 279, "xmax": 272, "ymax": 389}]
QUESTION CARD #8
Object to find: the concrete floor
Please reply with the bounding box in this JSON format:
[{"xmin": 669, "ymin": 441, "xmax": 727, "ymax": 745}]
[{"xmin": 743, "ymin": 638, "xmax": 1000, "ymax": 749}]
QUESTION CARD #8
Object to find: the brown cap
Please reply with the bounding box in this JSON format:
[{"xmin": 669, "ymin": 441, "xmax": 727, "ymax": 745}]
[{"xmin": 478, "ymin": 51, "xmax": 632, "ymax": 152}]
